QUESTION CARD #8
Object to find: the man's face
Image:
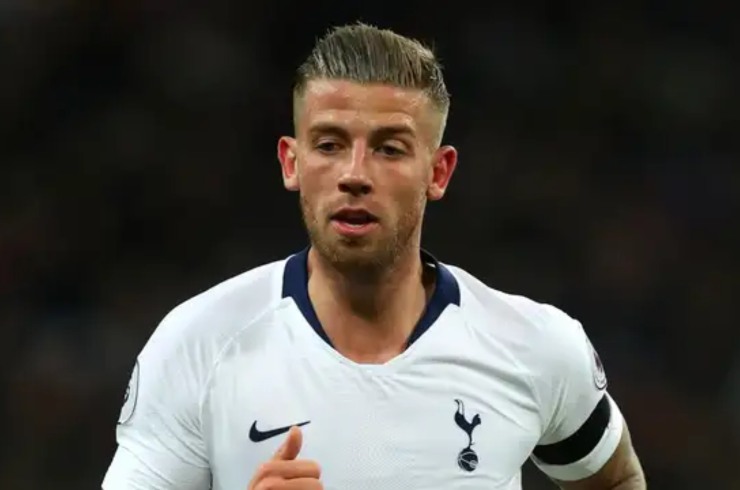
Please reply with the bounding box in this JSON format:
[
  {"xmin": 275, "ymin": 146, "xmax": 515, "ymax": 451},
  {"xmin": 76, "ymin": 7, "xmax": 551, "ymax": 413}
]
[{"xmin": 278, "ymin": 80, "xmax": 457, "ymax": 273}]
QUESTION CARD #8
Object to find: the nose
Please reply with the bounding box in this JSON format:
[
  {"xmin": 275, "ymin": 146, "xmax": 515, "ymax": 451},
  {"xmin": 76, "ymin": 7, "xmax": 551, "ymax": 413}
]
[{"xmin": 337, "ymin": 144, "xmax": 373, "ymax": 196}]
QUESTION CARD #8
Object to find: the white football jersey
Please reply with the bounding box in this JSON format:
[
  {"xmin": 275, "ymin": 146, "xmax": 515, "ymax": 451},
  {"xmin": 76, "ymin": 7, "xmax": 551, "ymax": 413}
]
[{"xmin": 103, "ymin": 249, "xmax": 623, "ymax": 490}]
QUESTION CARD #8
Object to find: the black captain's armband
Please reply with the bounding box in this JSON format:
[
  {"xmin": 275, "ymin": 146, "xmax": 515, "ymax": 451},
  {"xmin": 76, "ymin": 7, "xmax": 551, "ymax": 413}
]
[{"xmin": 532, "ymin": 394, "xmax": 611, "ymax": 465}]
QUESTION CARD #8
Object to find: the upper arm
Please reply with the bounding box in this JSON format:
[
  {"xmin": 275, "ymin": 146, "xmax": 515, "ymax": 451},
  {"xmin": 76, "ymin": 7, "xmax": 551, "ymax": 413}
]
[
  {"xmin": 102, "ymin": 311, "xmax": 212, "ymax": 489},
  {"xmin": 529, "ymin": 310, "xmax": 627, "ymax": 482}
]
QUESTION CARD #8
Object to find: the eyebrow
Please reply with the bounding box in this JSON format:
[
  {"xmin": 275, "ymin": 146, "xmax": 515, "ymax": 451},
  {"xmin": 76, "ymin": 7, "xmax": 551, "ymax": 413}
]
[{"xmin": 307, "ymin": 122, "xmax": 416, "ymax": 140}]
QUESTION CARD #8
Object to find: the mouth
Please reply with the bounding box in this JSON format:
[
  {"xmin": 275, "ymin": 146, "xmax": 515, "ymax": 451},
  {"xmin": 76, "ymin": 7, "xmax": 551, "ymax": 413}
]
[{"xmin": 329, "ymin": 208, "xmax": 379, "ymax": 237}]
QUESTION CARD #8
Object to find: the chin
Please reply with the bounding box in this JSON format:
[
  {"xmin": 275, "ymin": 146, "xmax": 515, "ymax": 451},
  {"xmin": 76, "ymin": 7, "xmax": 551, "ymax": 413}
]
[
  {"xmin": 316, "ymin": 238, "xmax": 395, "ymax": 275},
  {"xmin": 329, "ymin": 241, "xmax": 382, "ymax": 263}
]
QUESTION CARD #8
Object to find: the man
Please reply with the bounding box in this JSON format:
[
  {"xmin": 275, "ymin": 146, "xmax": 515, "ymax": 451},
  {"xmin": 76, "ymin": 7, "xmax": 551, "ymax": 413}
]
[{"xmin": 103, "ymin": 23, "xmax": 645, "ymax": 490}]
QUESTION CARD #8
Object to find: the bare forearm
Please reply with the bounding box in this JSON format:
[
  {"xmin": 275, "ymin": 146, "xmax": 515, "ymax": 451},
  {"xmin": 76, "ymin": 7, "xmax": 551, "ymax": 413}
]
[
  {"xmin": 558, "ymin": 472, "xmax": 645, "ymax": 490},
  {"xmin": 556, "ymin": 425, "xmax": 646, "ymax": 490},
  {"xmin": 609, "ymin": 444, "xmax": 646, "ymax": 490},
  {"xmin": 610, "ymin": 470, "xmax": 646, "ymax": 490}
]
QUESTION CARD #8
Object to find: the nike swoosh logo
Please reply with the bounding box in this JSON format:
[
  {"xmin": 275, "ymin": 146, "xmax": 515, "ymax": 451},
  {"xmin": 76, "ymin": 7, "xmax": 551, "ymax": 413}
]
[{"xmin": 249, "ymin": 420, "xmax": 310, "ymax": 442}]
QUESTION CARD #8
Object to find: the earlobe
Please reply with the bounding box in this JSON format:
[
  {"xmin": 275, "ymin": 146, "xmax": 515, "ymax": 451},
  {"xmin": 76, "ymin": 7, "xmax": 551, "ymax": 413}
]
[
  {"xmin": 427, "ymin": 145, "xmax": 458, "ymax": 201},
  {"xmin": 277, "ymin": 136, "xmax": 299, "ymax": 191}
]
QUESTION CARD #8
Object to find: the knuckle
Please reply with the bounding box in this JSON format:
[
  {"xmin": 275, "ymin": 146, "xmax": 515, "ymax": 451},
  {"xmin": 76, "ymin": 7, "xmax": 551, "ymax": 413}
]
[
  {"xmin": 308, "ymin": 461, "xmax": 322, "ymax": 476},
  {"xmin": 256, "ymin": 462, "xmax": 274, "ymax": 477},
  {"xmin": 254, "ymin": 476, "xmax": 280, "ymax": 490}
]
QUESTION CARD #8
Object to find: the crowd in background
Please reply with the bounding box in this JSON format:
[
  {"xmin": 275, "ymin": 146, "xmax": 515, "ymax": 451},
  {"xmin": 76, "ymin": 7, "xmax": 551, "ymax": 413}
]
[{"xmin": 1, "ymin": 2, "xmax": 737, "ymax": 488}]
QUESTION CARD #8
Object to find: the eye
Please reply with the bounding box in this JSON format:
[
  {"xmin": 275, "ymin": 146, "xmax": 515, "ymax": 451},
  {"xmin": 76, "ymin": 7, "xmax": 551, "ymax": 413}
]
[
  {"xmin": 316, "ymin": 141, "xmax": 342, "ymax": 154},
  {"xmin": 377, "ymin": 144, "xmax": 405, "ymax": 157}
]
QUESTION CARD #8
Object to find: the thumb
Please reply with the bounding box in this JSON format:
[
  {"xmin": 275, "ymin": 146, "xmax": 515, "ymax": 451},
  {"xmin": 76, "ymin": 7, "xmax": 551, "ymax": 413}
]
[{"xmin": 272, "ymin": 426, "xmax": 303, "ymax": 461}]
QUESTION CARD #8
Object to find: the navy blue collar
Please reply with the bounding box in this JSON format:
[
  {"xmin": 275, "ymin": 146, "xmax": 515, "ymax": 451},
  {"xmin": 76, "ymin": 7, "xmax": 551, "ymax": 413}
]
[{"xmin": 282, "ymin": 248, "xmax": 460, "ymax": 348}]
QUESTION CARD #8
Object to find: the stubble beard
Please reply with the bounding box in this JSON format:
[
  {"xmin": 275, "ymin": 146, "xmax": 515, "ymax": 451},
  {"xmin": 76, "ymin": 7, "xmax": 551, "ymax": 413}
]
[{"xmin": 299, "ymin": 193, "xmax": 426, "ymax": 282}]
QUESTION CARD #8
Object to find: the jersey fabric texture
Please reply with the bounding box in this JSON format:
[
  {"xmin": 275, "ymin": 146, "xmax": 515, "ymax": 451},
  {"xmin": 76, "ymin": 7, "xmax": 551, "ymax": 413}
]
[{"xmin": 103, "ymin": 249, "xmax": 623, "ymax": 490}]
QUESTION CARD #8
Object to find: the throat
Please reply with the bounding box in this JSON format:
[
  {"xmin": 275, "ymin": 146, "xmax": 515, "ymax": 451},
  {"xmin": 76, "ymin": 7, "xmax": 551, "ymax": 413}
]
[{"xmin": 307, "ymin": 252, "xmax": 435, "ymax": 364}]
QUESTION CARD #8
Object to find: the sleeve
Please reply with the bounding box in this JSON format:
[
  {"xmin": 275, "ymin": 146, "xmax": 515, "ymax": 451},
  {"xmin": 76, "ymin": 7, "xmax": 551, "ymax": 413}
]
[
  {"xmin": 102, "ymin": 308, "xmax": 212, "ymax": 489},
  {"xmin": 530, "ymin": 309, "xmax": 624, "ymax": 482}
]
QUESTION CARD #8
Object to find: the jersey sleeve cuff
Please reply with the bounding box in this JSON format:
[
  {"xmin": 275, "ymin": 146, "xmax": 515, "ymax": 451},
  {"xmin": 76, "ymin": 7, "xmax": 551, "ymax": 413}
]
[{"xmin": 532, "ymin": 394, "xmax": 624, "ymax": 481}]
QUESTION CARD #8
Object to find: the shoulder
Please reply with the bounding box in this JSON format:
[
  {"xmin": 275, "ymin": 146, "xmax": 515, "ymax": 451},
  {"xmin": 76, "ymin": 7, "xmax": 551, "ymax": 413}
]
[
  {"xmin": 119, "ymin": 259, "xmax": 288, "ymax": 424},
  {"xmin": 137, "ymin": 258, "xmax": 288, "ymax": 379},
  {"xmin": 445, "ymin": 263, "xmax": 592, "ymax": 376},
  {"xmin": 111, "ymin": 260, "xmax": 289, "ymax": 474},
  {"xmin": 446, "ymin": 263, "xmax": 581, "ymax": 339}
]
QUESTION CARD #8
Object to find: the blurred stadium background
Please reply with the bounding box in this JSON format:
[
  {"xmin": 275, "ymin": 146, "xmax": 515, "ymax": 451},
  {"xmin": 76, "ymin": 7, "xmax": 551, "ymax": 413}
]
[{"xmin": 1, "ymin": 2, "xmax": 737, "ymax": 489}]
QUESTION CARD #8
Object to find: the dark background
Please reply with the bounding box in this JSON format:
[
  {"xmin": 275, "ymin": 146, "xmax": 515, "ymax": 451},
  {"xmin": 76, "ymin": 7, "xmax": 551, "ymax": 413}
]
[{"xmin": 1, "ymin": 2, "xmax": 738, "ymax": 489}]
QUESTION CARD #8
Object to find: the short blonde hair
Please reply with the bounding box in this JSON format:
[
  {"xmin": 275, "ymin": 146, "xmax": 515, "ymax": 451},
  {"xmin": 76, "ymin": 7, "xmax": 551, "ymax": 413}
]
[{"xmin": 294, "ymin": 23, "xmax": 450, "ymax": 117}]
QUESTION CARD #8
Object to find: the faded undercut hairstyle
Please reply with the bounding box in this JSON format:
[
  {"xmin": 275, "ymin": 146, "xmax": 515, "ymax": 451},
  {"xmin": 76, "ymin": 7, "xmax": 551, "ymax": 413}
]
[{"xmin": 293, "ymin": 23, "xmax": 450, "ymax": 141}]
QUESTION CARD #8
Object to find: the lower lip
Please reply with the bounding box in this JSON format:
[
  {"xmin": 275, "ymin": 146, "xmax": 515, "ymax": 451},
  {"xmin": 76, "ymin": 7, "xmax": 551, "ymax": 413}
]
[{"xmin": 331, "ymin": 220, "xmax": 378, "ymax": 237}]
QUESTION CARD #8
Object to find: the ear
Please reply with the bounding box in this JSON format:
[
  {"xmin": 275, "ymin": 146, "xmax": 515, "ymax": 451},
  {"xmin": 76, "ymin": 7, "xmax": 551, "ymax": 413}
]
[
  {"xmin": 427, "ymin": 145, "xmax": 458, "ymax": 201},
  {"xmin": 277, "ymin": 136, "xmax": 299, "ymax": 191}
]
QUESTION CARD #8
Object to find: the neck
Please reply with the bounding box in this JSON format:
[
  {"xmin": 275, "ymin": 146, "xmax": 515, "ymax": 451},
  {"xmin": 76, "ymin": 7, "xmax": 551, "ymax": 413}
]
[{"xmin": 307, "ymin": 246, "xmax": 433, "ymax": 363}]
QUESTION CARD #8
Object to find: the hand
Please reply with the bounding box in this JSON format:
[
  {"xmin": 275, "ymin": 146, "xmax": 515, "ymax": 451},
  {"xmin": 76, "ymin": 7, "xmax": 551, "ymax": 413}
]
[{"xmin": 248, "ymin": 426, "xmax": 322, "ymax": 489}]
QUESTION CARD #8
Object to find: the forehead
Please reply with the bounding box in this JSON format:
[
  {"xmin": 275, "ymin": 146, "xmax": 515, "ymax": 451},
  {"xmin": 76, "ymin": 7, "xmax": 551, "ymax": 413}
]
[{"xmin": 297, "ymin": 80, "xmax": 433, "ymax": 133}]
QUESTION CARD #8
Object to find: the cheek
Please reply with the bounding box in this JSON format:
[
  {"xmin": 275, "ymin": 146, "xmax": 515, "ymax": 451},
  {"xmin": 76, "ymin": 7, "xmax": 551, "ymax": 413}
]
[
  {"xmin": 387, "ymin": 180, "xmax": 427, "ymax": 217},
  {"xmin": 300, "ymin": 178, "xmax": 333, "ymax": 210},
  {"xmin": 297, "ymin": 157, "xmax": 333, "ymax": 188},
  {"xmin": 295, "ymin": 166, "xmax": 318, "ymax": 195},
  {"xmin": 297, "ymin": 169, "xmax": 332, "ymax": 212}
]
